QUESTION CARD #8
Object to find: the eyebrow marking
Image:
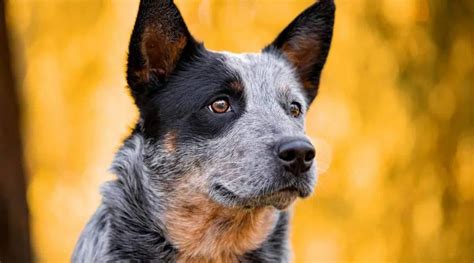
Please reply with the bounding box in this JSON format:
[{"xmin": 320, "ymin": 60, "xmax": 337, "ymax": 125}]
[{"xmin": 229, "ymin": 80, "xmax": 243, "ymax": 92}]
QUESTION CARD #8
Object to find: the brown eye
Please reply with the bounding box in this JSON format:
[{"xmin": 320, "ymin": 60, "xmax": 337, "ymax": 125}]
[
  {"xmin": 289, "ymin": 102, "xmax": 302, "ymax": 118},
  {"xmin": 209, "ymin": 99, "xmax": 231, "ymax": 113}
]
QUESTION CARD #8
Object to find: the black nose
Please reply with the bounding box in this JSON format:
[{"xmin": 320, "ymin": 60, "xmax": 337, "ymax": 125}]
[{"xmin": 277, "ymin": 137, "xmax": 315, "ymax": 175}]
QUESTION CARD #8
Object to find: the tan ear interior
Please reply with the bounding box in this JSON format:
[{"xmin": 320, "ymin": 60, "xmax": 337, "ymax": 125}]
[
  {"xmin": 137, "ymin": 25, "xmax": 188, "ymax": 83},
  {"xmin": 281, "ymin": 36, "xmax": 322, "ymax": 90}
]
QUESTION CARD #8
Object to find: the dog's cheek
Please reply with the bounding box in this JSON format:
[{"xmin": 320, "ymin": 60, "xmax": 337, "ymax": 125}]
[{"xmin": 209, "ymin": 143, "xmax": 277, "ymax": 197}]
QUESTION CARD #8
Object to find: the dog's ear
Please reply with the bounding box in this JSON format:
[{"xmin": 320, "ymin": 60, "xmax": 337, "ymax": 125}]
[
  {"xmin": 127, "ymin": 0, "xmax": 196, "ymax": 105},
  {"xmin": 264, "ymin": 0, "xmax": 335, "ymax": 103}
]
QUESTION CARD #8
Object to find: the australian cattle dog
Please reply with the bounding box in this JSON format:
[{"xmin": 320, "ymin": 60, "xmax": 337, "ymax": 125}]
[{"xmin": 73, "ymin": 0, "xmax": 335, "ymax": 261}]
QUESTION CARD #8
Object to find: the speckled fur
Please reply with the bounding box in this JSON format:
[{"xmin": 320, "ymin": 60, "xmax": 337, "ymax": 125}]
[{"xmin": 73, "ymin": 0, "xmax": 334, "ymax": 261}]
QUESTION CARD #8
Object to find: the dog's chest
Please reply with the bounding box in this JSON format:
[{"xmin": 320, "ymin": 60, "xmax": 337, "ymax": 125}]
[{"xmin": 164, "ymin": 193, "xmax": 278, "ymax": 262}]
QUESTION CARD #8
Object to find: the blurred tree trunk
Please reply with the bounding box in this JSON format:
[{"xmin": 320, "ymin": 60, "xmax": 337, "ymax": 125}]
[{"xmin": 0, "ymin": 1, "xmax": 32, "ymax": 262}]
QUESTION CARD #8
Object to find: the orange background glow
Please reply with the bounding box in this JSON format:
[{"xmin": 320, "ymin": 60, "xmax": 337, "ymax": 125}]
[{"xmin": 6, "ymin": 0, "xmax": 473, "ymax": 261}]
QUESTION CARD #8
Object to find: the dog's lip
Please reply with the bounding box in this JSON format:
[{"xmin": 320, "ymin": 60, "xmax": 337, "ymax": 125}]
[
  {"xmin": 212, "ymin": 183, "xmax": 300, "ymax": 210},
  {"xmin": 277, "ymin": 185, "xmax": 300, "ymax": 194},
  {"xmin": 212, "ymin": 184, "xmax": 241, "ymax": 200},
  {"xmin": 213, "ymin": 184, "xmax": 302, "ymax": 199},
  {"xmin": 212, "ymin": 183, "xmax": 304, "ymax": 207}
]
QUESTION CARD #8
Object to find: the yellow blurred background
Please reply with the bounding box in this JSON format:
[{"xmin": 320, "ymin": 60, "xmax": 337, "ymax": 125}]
[{"xmin": 4, "ymin": 0, "xmax": 473, "ymax": 262}]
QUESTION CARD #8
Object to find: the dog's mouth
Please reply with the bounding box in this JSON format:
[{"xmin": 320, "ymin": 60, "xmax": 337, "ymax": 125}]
[{"xmin": 211, "ymin": 183, "xmax": 307, "ymax": 210}]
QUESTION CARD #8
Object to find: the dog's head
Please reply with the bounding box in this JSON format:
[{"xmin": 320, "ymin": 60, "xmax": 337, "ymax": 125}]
[{"xmin": 126, "ymin": 0, "xmax": 334, "ymax": 210}]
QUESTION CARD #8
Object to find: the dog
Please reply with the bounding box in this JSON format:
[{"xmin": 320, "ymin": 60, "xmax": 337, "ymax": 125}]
[{"xmin": 73, "ymin": 0, "xmax": 334, "ymax": 261}]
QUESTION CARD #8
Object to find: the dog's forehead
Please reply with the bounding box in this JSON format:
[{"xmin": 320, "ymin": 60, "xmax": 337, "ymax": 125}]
[{"xmin": 216, "ymin": 51, "xmax": 307, "ymax": 108}]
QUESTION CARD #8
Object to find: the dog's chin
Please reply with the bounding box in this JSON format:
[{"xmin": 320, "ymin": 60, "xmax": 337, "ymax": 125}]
[
  {"xmin": 263, "ymin": 190, "xmax": 298, "ymax": 210},
  {"xmin": 210, "ymin": 184, "xmax": 310, "ymax": 211}
]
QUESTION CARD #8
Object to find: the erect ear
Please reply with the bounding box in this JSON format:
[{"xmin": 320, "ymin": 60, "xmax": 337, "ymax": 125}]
[
  {"xmin": 264, "ymin": 0, "xmax": 335, "ymax": 103},
  {"xmin": 127, "ymin": 0, "xmax": 196, "ymax": 105}
]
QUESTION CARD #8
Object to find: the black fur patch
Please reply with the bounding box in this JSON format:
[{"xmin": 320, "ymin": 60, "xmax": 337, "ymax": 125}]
[{"xmin": 141, "ymin": 48, "xmax": 246, "ymax": 142}]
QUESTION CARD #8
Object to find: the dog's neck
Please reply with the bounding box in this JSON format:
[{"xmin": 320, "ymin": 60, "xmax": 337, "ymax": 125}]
[{"xmin": 164, "ymin": 187, "xmax": 279, "ymax": 262}]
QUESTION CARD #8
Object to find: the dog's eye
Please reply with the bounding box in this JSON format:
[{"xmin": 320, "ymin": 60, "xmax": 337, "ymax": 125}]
[
  {"xmin": 209, "ymin": 99, "xmax": 231, "ymax": 113},
  {"xmin": 289, "ymin": 102, "xmax": 302, "ymax": 118}
]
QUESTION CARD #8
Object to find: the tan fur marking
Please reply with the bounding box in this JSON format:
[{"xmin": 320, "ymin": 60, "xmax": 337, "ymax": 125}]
[
  {"xmin": 165, "ymin": 178, "xmax": 278, "ymax": 262},
  {"xmin": 282, "ymin": 37, "xmax": 321, "ymax": 90},
  {"xmin": 229, "ymin": 80, "xmax": 243, "ymax": 92},
  {"xmin": 163, "ymin": 131, "xmax": 178, "ymax": 152},
  {"xmin": 136, "ymin": 26, "xmax": 187, "ymax": 83}
]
